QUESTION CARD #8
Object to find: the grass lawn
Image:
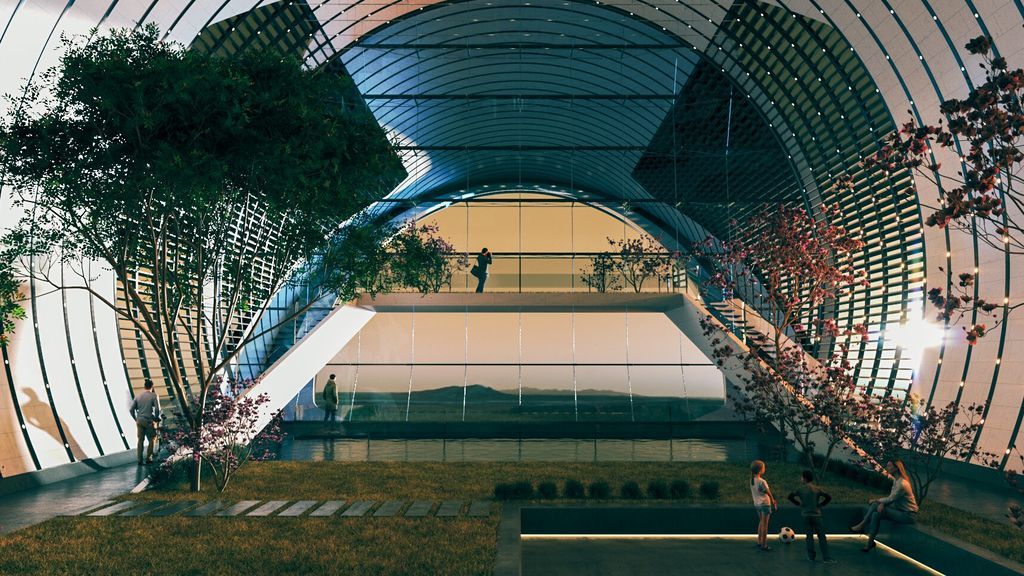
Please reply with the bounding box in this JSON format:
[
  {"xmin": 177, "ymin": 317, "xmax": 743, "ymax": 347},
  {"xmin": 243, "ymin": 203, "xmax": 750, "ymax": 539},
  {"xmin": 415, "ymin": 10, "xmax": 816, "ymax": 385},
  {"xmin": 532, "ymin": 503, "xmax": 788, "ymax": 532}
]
[
  {"xmin": 0, "ymin": 516, "xmax": 498, "ymax": 576},
  {"xmin": 0, "ymin": 461, "xmax": 1020, "ymax": 575}
]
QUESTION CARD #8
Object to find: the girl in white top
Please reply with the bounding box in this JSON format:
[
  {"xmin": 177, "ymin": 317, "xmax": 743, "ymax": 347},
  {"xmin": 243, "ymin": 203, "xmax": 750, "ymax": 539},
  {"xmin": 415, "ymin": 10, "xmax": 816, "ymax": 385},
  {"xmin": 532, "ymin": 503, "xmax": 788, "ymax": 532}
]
[{"xmin": 750, "ymin": 459, "xmax": 777, "ymax": 551}]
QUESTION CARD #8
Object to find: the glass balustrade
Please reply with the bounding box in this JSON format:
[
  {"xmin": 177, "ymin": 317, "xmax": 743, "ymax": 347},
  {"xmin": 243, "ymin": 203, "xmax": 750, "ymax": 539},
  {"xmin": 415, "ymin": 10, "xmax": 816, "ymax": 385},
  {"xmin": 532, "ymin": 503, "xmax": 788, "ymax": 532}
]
[{"xmin": 391, "ymin": 252, "xmax": 693, "ymax": 294}]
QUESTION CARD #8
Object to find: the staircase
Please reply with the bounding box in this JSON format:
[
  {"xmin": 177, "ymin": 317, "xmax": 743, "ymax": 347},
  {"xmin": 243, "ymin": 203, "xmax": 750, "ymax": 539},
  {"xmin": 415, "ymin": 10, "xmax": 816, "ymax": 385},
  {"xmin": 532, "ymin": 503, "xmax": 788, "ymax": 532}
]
[
  {"xmin": 682, "ymin": 264, "xmax": 803, "ymax": 361},
  {"xmin": 709, "ymin": 301, "xmax": 778, "ymax": 362},
  {"xmin": 265, "ymin": 302, "xmax": 334, "ymax": 367},
  {"xmin": 240, "ymin": 303, "xmax": 376, "ymax": 436}
]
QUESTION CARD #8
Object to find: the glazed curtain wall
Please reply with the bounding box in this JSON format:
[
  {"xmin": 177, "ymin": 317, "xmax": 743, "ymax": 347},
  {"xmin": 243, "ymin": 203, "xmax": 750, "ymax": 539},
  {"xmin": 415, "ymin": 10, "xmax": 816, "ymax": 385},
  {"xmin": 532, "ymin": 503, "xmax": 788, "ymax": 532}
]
[
  {"xmin": 301, "ymin": 197, "xmax": 723, "ymax": 424},
  {"xmin": 2, "ymin": 0, "xmax": 1024, "ymax": 476}
]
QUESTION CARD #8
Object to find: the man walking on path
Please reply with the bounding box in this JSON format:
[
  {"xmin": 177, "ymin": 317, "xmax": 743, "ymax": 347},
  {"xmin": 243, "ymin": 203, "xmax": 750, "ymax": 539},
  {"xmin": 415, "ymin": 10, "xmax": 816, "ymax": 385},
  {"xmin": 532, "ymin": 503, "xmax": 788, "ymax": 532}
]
[
  {"xmin": 130, "ymin": 379, "xmax": 161, "ymax": 465},
  {"xmin": 322, "ymin": 374, "xmax": 339, "ymax": 424}
]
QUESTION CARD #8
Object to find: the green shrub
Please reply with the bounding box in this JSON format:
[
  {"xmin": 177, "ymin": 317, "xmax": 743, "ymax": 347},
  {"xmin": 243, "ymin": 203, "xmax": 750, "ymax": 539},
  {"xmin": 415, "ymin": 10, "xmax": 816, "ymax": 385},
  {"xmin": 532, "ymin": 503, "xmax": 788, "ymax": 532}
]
[
  {"xmin": 831, "ymin": 460, "xmax": 849, "ymax": 478},
  {"xmin": 588, "ymin": 480, "xmax": 611, "ymax": 499},
  {"xmin": 512, "ymin": 481, "xmax": 534, "ymax": 499},
  {"xmin": 621, "ymin": 481, "xmax": 643, "ymax": 499},
  {"xmin": 151, "ymin": 457, "xmax": 191, "ymax": 487},
  {"xmin": 537, "ymin": 481, "xmax": 558, "ymax": 499},
  {"xmin": 564, "ymin": 479, "xmax": 585, "ymax": 499},
  {"xmin": 670, "ymin": 479, "xmax": 691, "ymax": 499},
  {"xmin": 493, "ymin": 483, "xmax": 514, "ymax": 500},
  {"xmin": 699, "ymin": 480, "xmax": 720, "ymax": 500},
  {"xmin": 647, "ymin": 480, "xmax": 669, "ymax": 499}
]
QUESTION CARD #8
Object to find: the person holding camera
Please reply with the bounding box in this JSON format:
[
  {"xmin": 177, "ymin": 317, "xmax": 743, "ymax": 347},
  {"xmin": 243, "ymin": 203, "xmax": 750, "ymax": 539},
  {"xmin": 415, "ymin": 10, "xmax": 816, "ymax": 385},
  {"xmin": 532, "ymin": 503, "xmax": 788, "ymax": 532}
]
[
  {"xmin": 130, "ymin": 378, "xmax": 162, "ymax": 465},
  {"xmin": 471, "ymin": 247, "xmax": 492, "ymax": 293}
]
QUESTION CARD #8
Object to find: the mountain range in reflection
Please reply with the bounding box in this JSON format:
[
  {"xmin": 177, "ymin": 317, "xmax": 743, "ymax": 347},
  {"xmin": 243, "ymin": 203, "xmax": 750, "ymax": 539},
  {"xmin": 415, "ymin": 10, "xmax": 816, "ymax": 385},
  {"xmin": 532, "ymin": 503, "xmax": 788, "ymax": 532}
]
[{"xmin": 342, "ymin": 385, "xmax": 723, "ymax": 422}]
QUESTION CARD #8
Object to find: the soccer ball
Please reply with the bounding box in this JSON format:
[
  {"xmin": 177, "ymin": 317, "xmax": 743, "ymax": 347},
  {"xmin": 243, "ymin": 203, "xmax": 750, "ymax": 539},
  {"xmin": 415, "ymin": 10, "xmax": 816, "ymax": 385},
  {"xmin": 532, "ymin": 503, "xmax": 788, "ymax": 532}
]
[{"xmin": 779, "ymin": 527, "xmax": 796, "ymax": 543}]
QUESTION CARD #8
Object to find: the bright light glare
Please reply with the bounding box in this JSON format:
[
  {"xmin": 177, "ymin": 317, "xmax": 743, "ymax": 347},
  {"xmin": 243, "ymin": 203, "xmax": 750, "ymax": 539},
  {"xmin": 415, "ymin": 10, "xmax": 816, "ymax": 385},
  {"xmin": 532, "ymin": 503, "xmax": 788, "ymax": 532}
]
[
  {"xmin": 888, "ymin": 319, "xmax": 945, "ymax": 350},
  {"xmin": 887, "ymin": 316, "xmax": 945, "ymax": 376}
]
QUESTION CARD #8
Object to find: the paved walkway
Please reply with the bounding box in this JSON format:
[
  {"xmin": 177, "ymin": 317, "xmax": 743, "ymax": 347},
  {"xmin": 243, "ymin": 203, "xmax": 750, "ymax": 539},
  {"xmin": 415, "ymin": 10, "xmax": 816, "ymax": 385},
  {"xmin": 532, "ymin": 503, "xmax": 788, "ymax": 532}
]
[
  {"xmin": 0, "ymin": 464, "xmax": 148, "ymax": 534},
  {"xmin": 57, "ymin": 498, "xmax": 495, "ymax": 519},
  {"xmin": 923, "ymin": 474, "xmax": 1019, "ymax": 525}
]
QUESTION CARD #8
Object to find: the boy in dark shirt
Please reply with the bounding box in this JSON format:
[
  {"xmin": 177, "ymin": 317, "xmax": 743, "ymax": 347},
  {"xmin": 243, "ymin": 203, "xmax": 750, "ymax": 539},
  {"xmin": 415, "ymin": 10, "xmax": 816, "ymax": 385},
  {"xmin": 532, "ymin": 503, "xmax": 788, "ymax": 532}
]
[{"xmin": 787, "ymin": 470, "xmax": 836, "ymax": 563}]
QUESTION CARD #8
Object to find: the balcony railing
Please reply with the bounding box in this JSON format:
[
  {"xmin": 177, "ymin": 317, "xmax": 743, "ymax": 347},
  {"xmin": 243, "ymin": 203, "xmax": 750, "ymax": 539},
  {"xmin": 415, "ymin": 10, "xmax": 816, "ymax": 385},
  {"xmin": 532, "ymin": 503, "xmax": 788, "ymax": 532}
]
[{"xmin": 395, "ymin": 252, "xmax": 695, "ymax": 294}]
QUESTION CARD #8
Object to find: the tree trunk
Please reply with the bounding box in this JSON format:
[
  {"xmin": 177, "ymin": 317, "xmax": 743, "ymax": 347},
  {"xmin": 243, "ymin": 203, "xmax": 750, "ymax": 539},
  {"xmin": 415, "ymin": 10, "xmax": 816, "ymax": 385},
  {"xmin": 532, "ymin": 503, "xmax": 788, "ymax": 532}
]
[
  {"xmin": 803, "ymin": 446, "xmax": 816, "ymax": 470},
  {"xmin": 778, "ymin": 419, "xmax": 788, "ymax": 462},
  {"xmin": 189, "ymin": 459, "xmax": 202, "ymax": 492},
  {"xmin": 819, "ymin": 444, "xmax": 836, "ymax": 477}
]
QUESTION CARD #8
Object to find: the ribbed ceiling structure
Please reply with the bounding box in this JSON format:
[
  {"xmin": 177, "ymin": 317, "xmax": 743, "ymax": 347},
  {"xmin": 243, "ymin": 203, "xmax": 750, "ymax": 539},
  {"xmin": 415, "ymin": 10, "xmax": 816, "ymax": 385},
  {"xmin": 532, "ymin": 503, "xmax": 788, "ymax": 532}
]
[
  {"xmin": 341, "ymin": 0, "xmax": 696, "ymax": 207},
  {"xmin": 1, "ymin": 0, "xmax": 1023, "ymax": 477}
]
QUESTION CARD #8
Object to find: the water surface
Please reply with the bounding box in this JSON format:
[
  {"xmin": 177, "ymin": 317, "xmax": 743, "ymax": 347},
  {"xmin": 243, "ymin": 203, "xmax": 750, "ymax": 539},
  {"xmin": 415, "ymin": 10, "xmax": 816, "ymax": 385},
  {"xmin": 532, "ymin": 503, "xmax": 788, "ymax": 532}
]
[{"xmin": 278, "ymin": 438, "xmax": 753, "ymax": 462}]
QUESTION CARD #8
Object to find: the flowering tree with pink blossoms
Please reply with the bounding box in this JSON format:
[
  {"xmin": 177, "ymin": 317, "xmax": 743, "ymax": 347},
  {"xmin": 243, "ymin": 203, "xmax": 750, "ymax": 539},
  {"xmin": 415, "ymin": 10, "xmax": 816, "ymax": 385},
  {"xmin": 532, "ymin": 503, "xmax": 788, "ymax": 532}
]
[
  {"xmin": 866, "ymin": 35, "xmax": 1024, "ymax": 343},
  {"xmin": 697, "ymin": 204, "xmax": 879, "ymax": 476},
  {"xmin": 160, "ymin": 387, "xmax": 283, "ymax": 493},
  {"xmin": 852, "ymin": 396, "xmax": 988, "ymax": 503}
]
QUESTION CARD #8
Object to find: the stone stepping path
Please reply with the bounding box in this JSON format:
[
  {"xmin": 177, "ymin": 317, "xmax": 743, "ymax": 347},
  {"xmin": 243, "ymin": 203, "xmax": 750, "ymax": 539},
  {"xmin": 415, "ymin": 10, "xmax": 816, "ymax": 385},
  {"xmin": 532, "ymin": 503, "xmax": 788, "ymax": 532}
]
[
  {"xmin": 216, "ymin": 501, "xmax": 260, "ymax": 517},
  {"xmin": 309, "ymin": 500, "xmax": 346, "ymax": 517},
  {"xmin": 88, "ymin": 501, "xmax": 140, "ymax": 516},
  {"xmin": 404, "ymin": 500, "xmax": 433, "ymax": 517},
  {"xmin": 278, "ymin": 500, "xmax": 319, "ymax": 517},
  {"xmin": 248, "ymin": 501, "xmax": 289, "ymax": 517},
  {"xmin": 151, "ymin": 501, "xmax": 200, "ymax": 517},
  {"xmin": 67, "ymin": 499, "xmax": 494, "ymax": 519},
  {"xmin": 340, "ymin": 500, "xmax": 376, "ymax": 517},
  {"xmin": 468, "ymin": 500, "xmax": 491, "ymax": 517},
  {"xmin": 373, "ymin": 500, "xmax": 405, "ymax": 517},
  {"xmin": 436, "ymin": 500, "xmax": 463, "ymax": 517},
  {"xmin": 185, "ymin": 501, "xmax": 225, "ymax": 517},
  {"xmin": 121, "ymin": 501, "xmax": 169, "ymax": 517}
]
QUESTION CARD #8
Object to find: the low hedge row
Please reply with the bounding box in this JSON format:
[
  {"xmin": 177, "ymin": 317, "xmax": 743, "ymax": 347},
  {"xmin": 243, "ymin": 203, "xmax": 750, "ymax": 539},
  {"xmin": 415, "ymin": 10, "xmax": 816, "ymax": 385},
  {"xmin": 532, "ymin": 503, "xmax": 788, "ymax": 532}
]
[
  {"xmin": 493, "ymin": 479, "xmax": 721, "ymax": 501},
  {"xmin": 812, "ymin": 455, "xmax": 891, "ymax": 490}
]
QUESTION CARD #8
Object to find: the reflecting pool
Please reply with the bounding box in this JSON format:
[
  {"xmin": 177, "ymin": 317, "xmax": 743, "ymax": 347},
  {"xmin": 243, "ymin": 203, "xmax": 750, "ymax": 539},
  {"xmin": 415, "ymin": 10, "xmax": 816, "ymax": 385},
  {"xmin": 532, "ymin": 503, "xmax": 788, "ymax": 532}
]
[{"xmin": 277, "ymin": 437, "xmax": 754, "ymax": 462}]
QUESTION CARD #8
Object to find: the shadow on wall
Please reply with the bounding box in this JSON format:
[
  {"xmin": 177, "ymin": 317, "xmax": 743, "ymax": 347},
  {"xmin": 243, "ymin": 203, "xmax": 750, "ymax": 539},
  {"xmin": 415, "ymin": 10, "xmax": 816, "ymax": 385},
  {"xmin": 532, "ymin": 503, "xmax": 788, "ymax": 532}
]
[{"xmin": 21, "ymin": 387, "xmax": 86, "ymax": 461}]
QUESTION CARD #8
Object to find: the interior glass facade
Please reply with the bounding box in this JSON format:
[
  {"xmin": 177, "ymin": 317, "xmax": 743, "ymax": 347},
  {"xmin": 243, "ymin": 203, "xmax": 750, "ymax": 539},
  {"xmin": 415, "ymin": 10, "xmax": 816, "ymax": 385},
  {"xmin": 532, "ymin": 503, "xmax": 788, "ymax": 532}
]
[{"xmin": 292, "ymin": 195, "xmax": 724, "ymax": 423}]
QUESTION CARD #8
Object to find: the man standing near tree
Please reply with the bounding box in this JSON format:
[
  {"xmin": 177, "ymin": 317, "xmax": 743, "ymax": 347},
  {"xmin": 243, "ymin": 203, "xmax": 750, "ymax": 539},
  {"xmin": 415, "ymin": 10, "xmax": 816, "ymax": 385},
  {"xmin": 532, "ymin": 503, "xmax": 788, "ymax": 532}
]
[
  {"xmin": 322, "ymin": 374, "xmax": 339, "ymax": 424},
  {"xmin": 130, "ymin": 379, "xmax": 161, "ymax": 465}
]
